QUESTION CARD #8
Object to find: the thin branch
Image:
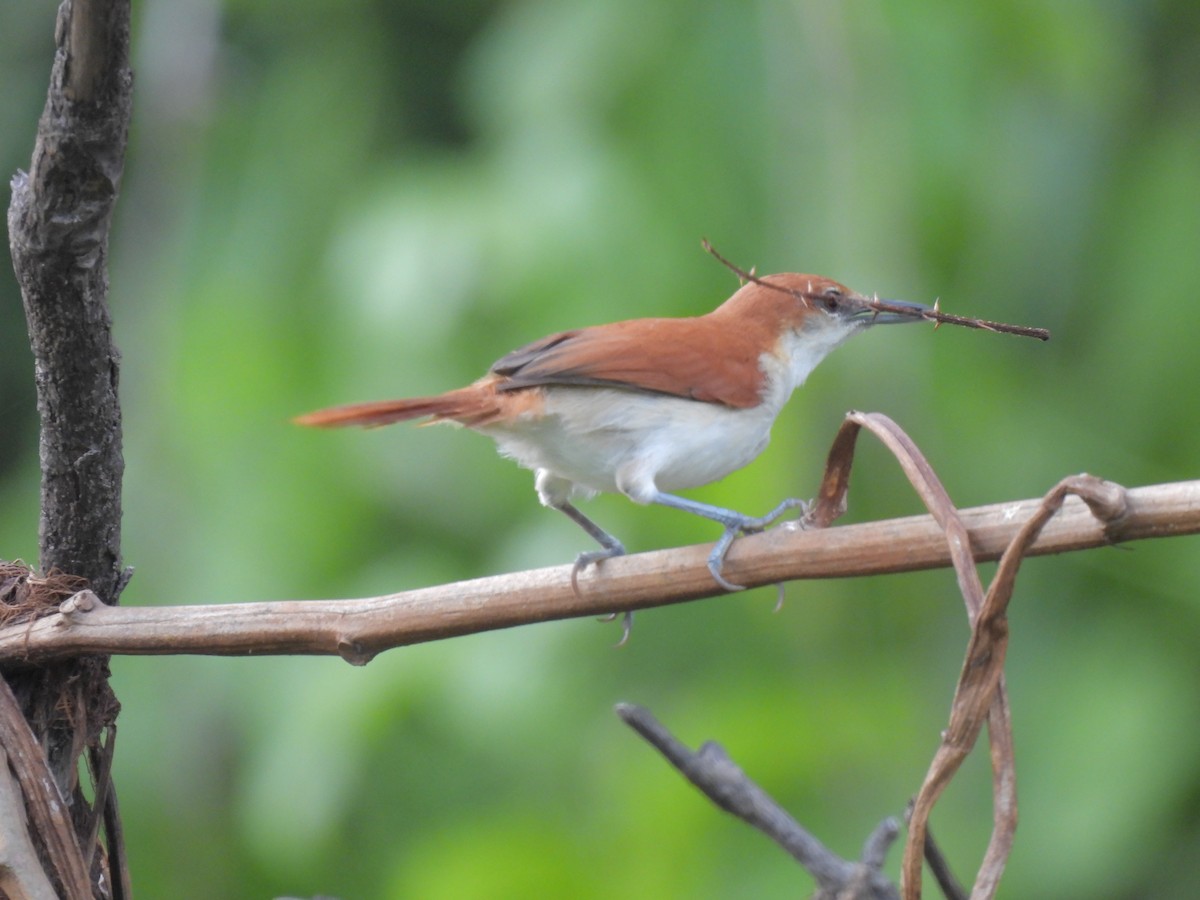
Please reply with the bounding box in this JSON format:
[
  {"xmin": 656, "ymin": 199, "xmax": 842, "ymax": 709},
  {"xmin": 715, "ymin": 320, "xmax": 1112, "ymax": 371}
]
[
  {"xmin": 0, "ymin": 479, "xmax": 1195, "ymax": 665},
  {"xmin": 616, "ymin": 703, "xmax": 898, "ymax": 899}
]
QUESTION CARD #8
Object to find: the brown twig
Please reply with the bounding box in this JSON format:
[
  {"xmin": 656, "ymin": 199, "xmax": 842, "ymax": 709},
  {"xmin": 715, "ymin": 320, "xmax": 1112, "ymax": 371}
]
[
  {"xmin": 870, "ymin": 298, "xmax": 1050, "ymax": 341},
  {"xmin": 0, "ymin": 479, "xmax": 1194, "ymax": 666},
  {"xmin": 616, "ymin": 703, "xmax": 899, "ymax": 899},
  {"xmin": 702, "ymin": 239, "xmax": 1050, "ymax": 341}
]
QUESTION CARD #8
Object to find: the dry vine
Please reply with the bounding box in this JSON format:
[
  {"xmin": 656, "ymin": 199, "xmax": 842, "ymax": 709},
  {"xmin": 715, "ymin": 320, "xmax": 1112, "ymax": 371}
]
[
  {"xmin": 814, "ymin": 413, "xmax": 1130, "ymax": 897},
  {"xmin": 616, "ymin": 411, "xmax": 1140, "ymax": 898}
]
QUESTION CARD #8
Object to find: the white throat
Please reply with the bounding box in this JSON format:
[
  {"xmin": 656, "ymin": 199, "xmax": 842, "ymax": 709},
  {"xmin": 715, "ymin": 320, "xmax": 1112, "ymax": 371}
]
[{"xmin": 764, "ymin": 320, "xmax": 863, "ymax": 407}]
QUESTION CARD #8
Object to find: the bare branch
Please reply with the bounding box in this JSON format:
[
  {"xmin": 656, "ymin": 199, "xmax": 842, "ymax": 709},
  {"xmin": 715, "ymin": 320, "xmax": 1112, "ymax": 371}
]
[
  {"xmin": 0, "ymin": 479, "xmax": 1195, "ymax": 665},
  {"xmin": 861, "ymin": 817, "xmax": 901, "ymax": 871},
  {"xmin": 869, "ymin": 298, "xmax": 1050, "ymax": 342},
  {"xmin": 616, "ymin": 703, "xmax": 898, "ymax": 899}
]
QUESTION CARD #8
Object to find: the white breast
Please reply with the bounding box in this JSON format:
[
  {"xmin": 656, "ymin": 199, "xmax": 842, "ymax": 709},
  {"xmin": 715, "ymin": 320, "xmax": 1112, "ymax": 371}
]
[{"xmin": 480, "ymin": 346, "xmax": 807, "ymax": 507}]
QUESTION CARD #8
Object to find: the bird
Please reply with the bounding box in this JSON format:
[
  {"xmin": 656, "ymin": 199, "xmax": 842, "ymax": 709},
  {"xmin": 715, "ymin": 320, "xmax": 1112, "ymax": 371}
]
[{"xmin": 295, "ymin": 272, "xmax": 928, "ymax": 623}]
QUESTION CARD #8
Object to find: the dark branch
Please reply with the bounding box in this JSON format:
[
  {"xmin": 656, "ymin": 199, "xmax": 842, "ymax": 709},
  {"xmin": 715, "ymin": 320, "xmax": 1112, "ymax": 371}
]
[
  {"xmin": 924, "ymin": 828, "xmax": 967, "ymax": 900},
  {"xmin": 8, "ymin": 0, "xmax": 132, "ymax": 604},
  {"xmin": 616, "ymin": 702, "xmax": 899, "ymax": 899},
  {"xmin": 5, "ymin": 1, "xmax": 134, "ymax": 895}
]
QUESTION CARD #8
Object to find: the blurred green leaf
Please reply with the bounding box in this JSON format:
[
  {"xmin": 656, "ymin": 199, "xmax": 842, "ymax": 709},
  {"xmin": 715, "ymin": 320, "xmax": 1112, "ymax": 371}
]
[{"xmin": 2, "ymin": 0, "xmax": 1198, "ymax": 897}]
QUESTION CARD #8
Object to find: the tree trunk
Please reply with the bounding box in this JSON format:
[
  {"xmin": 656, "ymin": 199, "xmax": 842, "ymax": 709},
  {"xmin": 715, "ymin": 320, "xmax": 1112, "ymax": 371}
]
[{"xmin": 4, "ymin": 0, "xmax": 134, "ymax": 895}]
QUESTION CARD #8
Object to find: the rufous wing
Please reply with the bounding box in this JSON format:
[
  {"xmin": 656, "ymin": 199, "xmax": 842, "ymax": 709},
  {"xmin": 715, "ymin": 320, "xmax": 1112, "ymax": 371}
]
[
  {"xmin": 296, "ymin": 307, "xmax": 773, "ymax": 430},
  {"xmin": 490, "ymin": 316, "xmax": 766, "ymax": 408}
]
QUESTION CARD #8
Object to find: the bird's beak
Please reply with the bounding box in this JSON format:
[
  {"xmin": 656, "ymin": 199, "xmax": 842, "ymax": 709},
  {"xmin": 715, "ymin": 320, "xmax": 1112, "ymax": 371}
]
[{"xmin": 851, "ymin": 297, "xmax": 931, "ymax": 326}]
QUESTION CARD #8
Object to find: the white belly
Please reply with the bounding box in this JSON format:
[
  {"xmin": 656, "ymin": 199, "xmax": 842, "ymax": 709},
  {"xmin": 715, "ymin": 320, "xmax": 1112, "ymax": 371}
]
[{"xmin": 481, "ymin": 386, "xmax": 781, "ymax": 505}]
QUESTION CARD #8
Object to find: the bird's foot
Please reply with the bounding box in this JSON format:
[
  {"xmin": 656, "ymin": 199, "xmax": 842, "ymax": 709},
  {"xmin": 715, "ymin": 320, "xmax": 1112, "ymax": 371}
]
[
  {"xmin": 738, "ymin": 497, "xmax": 810, "ymax": 534},
  {"xmin": 571, "ymin": 542, "xmax": 627, "ymax": 596},
  {"xmin": 557, "ymin": 499, "xmax": 630, "ymax": 643},
  {"xmin": 707, "ymin": 498, "xmax": 810, "ymax": 592}
]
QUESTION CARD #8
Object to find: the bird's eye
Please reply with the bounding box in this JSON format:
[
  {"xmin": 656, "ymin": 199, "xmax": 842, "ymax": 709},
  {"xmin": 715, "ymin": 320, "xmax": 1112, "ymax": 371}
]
[{"xmin": 820, "ymin": 286, "xmax": 843, "ymax": 311}]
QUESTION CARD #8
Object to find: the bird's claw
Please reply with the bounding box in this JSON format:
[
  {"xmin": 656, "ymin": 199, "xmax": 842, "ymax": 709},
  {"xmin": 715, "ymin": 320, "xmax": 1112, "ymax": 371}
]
[
  {"xmin": 754, "ymin": 497, "xmax": 811, "ymax": 529},
  {"xmin": 707, "ymin": 527, "xmax": 747, "ymax": 591},
  {"xmin": 572, "ymin": 544, "xmax": 634, "ymax": 645},
  {"xmin": 706, "ymin": 498, "xmax": 811, "ymax": 592},
  {"xmin": 596, "ymin": 610, "xmax": 634, "ymax": 647},
  {"xmin": 570, "ymin": 543, "xmax": 626, "ymax": 596}
]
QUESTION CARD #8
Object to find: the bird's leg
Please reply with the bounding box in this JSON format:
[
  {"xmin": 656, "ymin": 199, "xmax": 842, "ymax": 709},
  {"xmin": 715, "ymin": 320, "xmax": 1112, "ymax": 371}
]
[
  {"xmin": 557, "ymin": 501, "xmax": 627, "ymax": 579},
  {"xmin": 555, "ymin": 502, "xmax": 633, "ymax": 644},
  {"xmin": 647, "ymin": 492, "xmax": 808, "ymax": 591}
]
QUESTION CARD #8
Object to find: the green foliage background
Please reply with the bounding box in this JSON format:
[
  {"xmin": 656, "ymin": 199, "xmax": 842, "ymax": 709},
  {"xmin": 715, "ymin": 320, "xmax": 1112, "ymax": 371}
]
[{"xmin": 3, "ymin": 1, "xmax": 1199, "ymax": 897}]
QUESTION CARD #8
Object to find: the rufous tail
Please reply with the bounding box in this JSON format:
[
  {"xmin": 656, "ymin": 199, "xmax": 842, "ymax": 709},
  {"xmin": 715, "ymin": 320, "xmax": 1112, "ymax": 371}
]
[{"xmin": 293, "ymin": 383, "xmax": 505, "ymax": 429}]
